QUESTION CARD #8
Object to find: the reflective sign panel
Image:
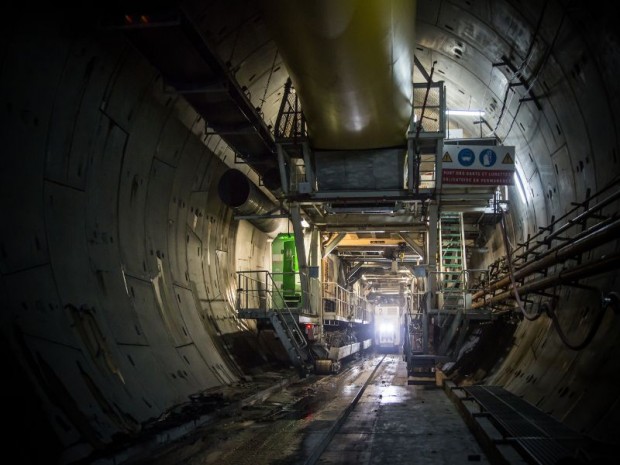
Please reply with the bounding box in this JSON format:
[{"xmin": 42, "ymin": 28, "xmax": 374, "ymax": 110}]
[{"xmin": 441, "ymin": 144, "xmax": 515, "ymax": 186}]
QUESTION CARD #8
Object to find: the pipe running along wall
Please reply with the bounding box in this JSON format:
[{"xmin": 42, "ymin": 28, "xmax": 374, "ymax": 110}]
[
  {"xmin": 471, "ymin": 217, "xmax": 620, "ymax": 307},
  {"xmin": 257, "ymin": 0, "xmax": 417, "ymax": 150},
  {"xmin": 217, "ymin": 168, "xmax": 282, "ymax": 233}
]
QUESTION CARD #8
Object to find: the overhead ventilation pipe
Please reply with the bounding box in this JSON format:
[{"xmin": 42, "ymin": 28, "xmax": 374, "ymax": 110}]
[
  {"xmin": 257, "ymin": 0, "xmax": 416, "ymax": 150},
  {"xmin": 217, "ymin": 169, "xmax": 282, "ymax": 233}
]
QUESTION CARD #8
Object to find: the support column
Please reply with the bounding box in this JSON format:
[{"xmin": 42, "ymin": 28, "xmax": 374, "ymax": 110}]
[
  {"xmin": 424, "ymin": 202, "xmax": 439, "ymax": 353},
  {"xmin": 302, "ymin": 141, "xmax": 316, "ymax": 191},
  {"xmin": 277, "ymin": 145, "xmax": 290, "ymax": 195},
  {"xmin": 407, "ymin": 136, "xmax": 415, "ymax": 192},
  {"xmin": 309, "ymin": 227, "xmax": 320, "ymax": 268},
  {"xmin": 309, "ymin": 227, "xmax": 323, "ymax": 340}
]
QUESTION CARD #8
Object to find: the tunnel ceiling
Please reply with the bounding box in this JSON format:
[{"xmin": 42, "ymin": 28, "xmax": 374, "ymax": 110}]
[
  {"xmin": 196, "ymin": 0, "xmax": 557, "ymax": 150},
  {"xmin": 3, "ymin": 2, "xmax": 620, "ymax": 461},
  {"xmin": 109, "ymin": 0, "xmax": 608, "ymax": 264}
]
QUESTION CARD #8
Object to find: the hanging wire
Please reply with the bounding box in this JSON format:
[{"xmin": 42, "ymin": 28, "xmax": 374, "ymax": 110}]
[
  {"xmin": 544, "ymin": 293, "xmax": 618, "ymax": 351},
  {"xmin": 500, "ymin": 209, "xmax": 619, "ymax": 349}
]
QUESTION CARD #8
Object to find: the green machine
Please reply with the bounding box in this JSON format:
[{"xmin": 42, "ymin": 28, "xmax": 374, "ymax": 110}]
[{"xmin": 272, "ymin": 233, "xmax": 302, "ymax": 307}]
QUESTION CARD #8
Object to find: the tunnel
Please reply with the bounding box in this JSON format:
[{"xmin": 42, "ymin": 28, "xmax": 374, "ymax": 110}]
[{"xmin": 1, "ymin": 1, "xmax": 619, "ymax": 464}]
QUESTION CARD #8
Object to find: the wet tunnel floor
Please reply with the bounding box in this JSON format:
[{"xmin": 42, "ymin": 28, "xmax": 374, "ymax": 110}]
[
  {"xmin": 316, "ymin": 356, "xmax": 490, "ymax": 464},
  {"xmin": 128, "ymin": 354, "xmax": 490, "ymax": 465}
]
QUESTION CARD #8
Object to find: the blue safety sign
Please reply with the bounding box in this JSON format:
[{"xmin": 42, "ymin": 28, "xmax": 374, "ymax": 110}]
[
  {"xmin": 479, "ymin": 149, "xmax": 496, "ymax": 167},
  {"xmin": 457, "ymin": 148, "xmax": 475, "ymax": 166},
  {"xmin": 442, "ymin": 144, "xmax": 515, "ymax": 186}
]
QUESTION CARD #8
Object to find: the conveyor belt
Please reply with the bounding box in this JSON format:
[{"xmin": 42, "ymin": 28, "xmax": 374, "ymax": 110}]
[{"xmin": 463, "ymin": 385, "xmax": 588, "ymax": 465}]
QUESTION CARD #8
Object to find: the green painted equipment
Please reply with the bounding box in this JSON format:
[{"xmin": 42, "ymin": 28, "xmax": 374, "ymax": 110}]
[{"xmin": 272, "ymin": 234, "xmax": 302, "ymax": 306}]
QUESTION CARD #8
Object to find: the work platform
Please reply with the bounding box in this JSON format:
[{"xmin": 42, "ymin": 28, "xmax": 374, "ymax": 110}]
[{"xmin": 238, "ymin": 309, "xmax": 319, "ymax": 324}]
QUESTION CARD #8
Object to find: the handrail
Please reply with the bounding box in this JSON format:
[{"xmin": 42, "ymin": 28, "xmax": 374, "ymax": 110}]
[
  {"xmin": 471, "ymin": 177, "xmax": 620, "ymax": 307},
  {"xmin": 495, "ymin": 176, "xmax": 620, "ymax": 275},
  {"xmin": 265, "ymin": 271, "xmax": 308, "ymax": 350},
  {"xmin": 322, "ymin": 281, "xmax": 370, "ymax": 322},
  {"xmin": 236, "ymin": 270, "xmax": 308, "ymax": 350},
  {"xmin": 236, "ymin": 270, "xmax": 370, "ymax": 322},
  {"xmin": 430, "ymin": 268, "xmax": 489, "ymax": 311}
]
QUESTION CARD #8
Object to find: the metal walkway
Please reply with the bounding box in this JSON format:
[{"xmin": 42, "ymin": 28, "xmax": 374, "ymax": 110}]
[
  {"xmin": 107, "ymin": 5, "xmax": 277, "ymax": 178},
  {"xmin": 447, "ymin": 383, "xmax": 608, "ymax": 465}
]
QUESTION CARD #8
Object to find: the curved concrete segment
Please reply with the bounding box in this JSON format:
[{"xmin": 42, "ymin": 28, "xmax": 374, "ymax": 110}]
[
  {"xmin": 1, "ymin": 1, "xmax": 620, "ymax": 464},
  {"xmin": 258, "ymin": 0, "xmax": 416, "ymax": 150}
]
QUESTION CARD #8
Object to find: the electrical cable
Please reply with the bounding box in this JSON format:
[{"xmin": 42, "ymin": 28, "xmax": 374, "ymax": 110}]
[
  {"xmin": 544, "ymin": 293, "xmax": 618, "ymax": 351},
  {"xmin": 499, "ymin": 211, "xmax": 618, "ymax": 350}
]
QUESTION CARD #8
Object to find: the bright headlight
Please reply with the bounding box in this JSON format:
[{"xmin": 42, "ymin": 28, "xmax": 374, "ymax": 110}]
[{"xmin": 379, "ymin": 323, "xmax": 394, "ymax": 333}]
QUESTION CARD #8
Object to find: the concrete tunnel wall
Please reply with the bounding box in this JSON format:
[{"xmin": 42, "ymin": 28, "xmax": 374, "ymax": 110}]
[
  {"xmin": 224, "ymin": 0, "xmax": 620, "ymax": 444},
  {"xmin": 0, "ymin": 19, "xmax": 277, "ymax": 456},
  {"xmin": 1, "ymin": 1, "xmax": 620, "ymax": 461},
  {"xmin": 453, "ymin": 5, "xmax": 620, "ymax": 443}
]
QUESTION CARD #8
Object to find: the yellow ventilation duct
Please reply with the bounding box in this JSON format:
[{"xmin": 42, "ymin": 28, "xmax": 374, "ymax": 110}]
[{"xmin": 258, "ymin": 0, "xmax": 417, "ymax": 150}]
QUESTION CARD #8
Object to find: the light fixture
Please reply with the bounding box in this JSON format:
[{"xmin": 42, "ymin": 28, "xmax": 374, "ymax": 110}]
[
  {"xmin": 446, "ymin": 109, "xmax": 485, "ymax": 116},
  {"xmin": 300, "ymin": 218, "xmax": 310, "ymax": 228},
  {"xmin": 379, "ymin": 323, "xmax": 394, "ymax": 333},
  {"xmin": 514, "ymin": 171, "xmax": 527, "ymax": 204}
]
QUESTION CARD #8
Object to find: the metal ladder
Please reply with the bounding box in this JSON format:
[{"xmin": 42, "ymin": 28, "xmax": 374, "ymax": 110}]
[
  {"xmin": 437, "ymin": 212, "xmax": 467, "ymax": 356},
  {"xmin": 235, "ymin": 270, "xmax": 313, "ymax": 376},
  {"xmin": 266, "ymin": 272, "xmax": 311, "ymax": 373},
  {"xmin": 269, "ymin": 305, "xmax": 311, "ymax": 376},
  {"xmin": 439, "ymin": 211, "xmax": 466, "ymax": 310}
]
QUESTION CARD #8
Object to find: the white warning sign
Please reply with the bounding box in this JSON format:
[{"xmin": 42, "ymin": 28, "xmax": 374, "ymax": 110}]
[{"xmin": 441, "ymin": 144, "xmax": 515, "ymax": 186}]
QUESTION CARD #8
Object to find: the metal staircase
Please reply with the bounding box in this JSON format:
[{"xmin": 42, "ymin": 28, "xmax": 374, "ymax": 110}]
[
  {"xmin": 438, "ymin": 211, "xmax": 466, "ymax": 311},
  {"xmin": 236, "ymin": 270, "xmax": 313, "ymax": 376},
  {"xmin": 436, "ymin": 211, "xmax": 468, "ymax": 357},
  {"xmin": 407, "ymin": 213, "xmax": 469, "ymax": 383},
  {"xmin": 269, "ymin": 309, "xmax": 311, "ymax": 375}
]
